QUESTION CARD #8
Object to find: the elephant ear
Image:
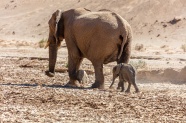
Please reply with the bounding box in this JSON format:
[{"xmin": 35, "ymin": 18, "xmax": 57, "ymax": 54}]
[
  {"xmin": 118, "ymin": 33, "xmax": 127, "ymax": 59},
  {"xmin": 45, "ymin": 10, "xmax": 63, "ymax": 49},
  {"xmin": 114, "ymin": 63, "xmax": 122, "ymax": 75},
  {"xmin": 54, "ymin": 9, "xmax": 63, "ymax": 47}
]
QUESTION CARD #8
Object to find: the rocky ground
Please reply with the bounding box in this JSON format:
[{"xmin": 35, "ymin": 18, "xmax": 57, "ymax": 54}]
[{"xmin": 0, "ymin": 44, "xmax": 185, "ymax": 122}]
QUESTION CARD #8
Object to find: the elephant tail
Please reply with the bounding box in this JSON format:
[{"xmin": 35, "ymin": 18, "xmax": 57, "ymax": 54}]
[
  {"xmin": 117, "ymin": 33, "xmax": 132, "ymax": 64},
  {"xmin": 118, "ymin": 31, "xmax": 128, "ymax": 59}
]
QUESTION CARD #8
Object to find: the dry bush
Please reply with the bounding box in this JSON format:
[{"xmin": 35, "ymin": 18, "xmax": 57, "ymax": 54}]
[
  {"xmin": 160, "ymin": 45, "xmax": 169, "ymax": 49},
  {"xmin": 135, "ymin": 43, "xmax": 145, "ymax": 51},
  {"xmin": 155, "ymin": 52, "xmax": 161, "ymax": 55},
  {"xmin": 181, "ymin": 44, "xmax": 186, "ymax": 52},
  {"xmin": 168, "ymin": 17, "xmax": 182, "ymax": 25},
  {"xmin": 38, "ymin": 39, "xmax": 47, "ymax": 48},
  {"xmin": 16, "ymin": 41, "xmax": 30, "ymax": 47},
  {"xmin": 130, "ymin": 60, "xmax": 147, "ymax": 70}
]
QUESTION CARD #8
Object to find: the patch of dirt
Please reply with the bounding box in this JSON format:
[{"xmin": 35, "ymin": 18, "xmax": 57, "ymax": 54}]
[{"xmin": 138, "ymin": 67, "xmax": 186, "ymax": 84}]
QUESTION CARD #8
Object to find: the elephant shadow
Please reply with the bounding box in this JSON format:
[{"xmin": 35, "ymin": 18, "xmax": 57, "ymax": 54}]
[{"xmin": 0, "ymin": 83, "xmax": 92, "ymax": 90}]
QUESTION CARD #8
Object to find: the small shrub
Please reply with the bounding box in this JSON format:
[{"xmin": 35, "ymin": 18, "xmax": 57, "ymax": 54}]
[
  {"xmin": 130, "ymin": 60, "xmax": 147, "ymax": 70},
  {"xmin": 160, "ymin": 45, "xmax": 169, "ymax": 49},
  {"xmin": 181, "ymin": 44, "xmax": 186, "ymax": 52},
  {"xmin": 135, "ymin": 43, "xmax": 144, "ymax": 51},
  {"xmin": 38, "ymin": 39, "xmax": 47, "ymax": 48},
  {"xmin": 65, "ymin": 63, "xmax": 68, "ymax": 68}
]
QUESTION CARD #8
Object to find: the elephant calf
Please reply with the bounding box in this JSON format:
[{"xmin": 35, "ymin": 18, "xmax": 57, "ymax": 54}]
[{"xmin": 110, "ymin": 63, "xmax": 139, "ymax": 93}]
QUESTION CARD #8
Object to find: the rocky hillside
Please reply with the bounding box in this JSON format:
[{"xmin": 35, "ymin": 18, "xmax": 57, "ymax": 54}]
[{"xmin": 0, "ymin": 0, "xmax": 185, "ymax": 44}]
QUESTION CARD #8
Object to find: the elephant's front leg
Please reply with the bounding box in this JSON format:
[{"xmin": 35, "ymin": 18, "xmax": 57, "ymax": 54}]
[
  {"xmin": 65, "ymin": 55, "xmax": 83, "ymax": 87},
  {"xmin": 91, "ymin": 63, "xmax": 104, "ymax": 89}
]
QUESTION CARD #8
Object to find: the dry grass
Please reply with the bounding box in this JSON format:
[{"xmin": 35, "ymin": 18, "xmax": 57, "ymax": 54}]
[
  {"xmin": 130, "ymin": 60, "xmax": 147, "ymax": 70},
  {"xmin": 38, "ymin": 39, "xmax": 47, "ymax": 48},
  {"xmin": 160, "ymin": 45, "xmax": 169, "ymax": 49},
  {"xmin": 181, "ymin": 44, "xmax": 186, "ymax": 52},
  {"xmin": 135, "ymin": 44, "xmax": 145, "ymax": 51}
]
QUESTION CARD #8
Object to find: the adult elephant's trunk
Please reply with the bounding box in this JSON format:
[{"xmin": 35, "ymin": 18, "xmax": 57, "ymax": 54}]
[
  {"xmin": 49, "ymin": 43, "xmax": 57, "ymax": 73},
  {"xmin": 45, "ymin": 9, "xmax": 63, "ymax": 77},
  {"xmin": 46, "ymin": 43, "xmax": 58, "ymax": 77}
]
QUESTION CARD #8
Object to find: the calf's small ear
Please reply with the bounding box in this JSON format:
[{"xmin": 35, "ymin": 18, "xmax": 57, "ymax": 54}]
[{"xmin": 115, "ymin": 64, "xmax": 122, "ymax": 75}]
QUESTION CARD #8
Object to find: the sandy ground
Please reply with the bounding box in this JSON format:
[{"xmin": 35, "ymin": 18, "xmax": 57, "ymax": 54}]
[{"xmin": 0, "ymin": 0, "xmax": 186, "ymax": 122}]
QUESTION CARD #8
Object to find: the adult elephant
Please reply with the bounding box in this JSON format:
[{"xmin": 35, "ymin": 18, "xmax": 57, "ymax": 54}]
[{"xmin": 45, "ymin": 8, "xmax": 132, "ymax": 89}]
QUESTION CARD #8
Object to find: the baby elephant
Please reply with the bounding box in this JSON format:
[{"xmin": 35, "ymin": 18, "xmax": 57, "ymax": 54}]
[{"xmin": 110, "ymin": 63, "xmax": 139, "ymax": 93}]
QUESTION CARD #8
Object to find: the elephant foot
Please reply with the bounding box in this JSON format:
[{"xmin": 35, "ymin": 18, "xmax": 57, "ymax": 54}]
[
  {"xmin": 117, "ymin": 86, "xmax": 121, "ymax": 90},
  {"xmin": 125, "ymin": 90, "xmax": 130, "ymax": 93},
  {"xmin": 109, "ymin": 86, "xmax": 113, "ymax": 89},
  {"xmin": 45, "ymin": 71, "xmax": 55, "ymax": 77},
  {"xmin": 65, "ymin": 81, "xmax": 81, "ymax": 88},
  {"xmin": 135, "ymin": 89, "xmax": 140, "ymax": 93},
  {"xmin": 91, "ymin": 82, "xmax": 104, "ymax": 89}
]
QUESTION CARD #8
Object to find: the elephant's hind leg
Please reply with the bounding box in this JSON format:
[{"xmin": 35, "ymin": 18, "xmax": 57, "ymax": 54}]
[
  {"xmin": 117, "ymin": 81, "xmax": 123, "ymax": 90},
  {"xmin": 91, "ymin": 63, "xmax": 104, "ymax": 89},
  {"xmin": 133, "ymin": 83, "xmax": 140, "ymax": 93},
  {"xmin": 120, "ymin": 81, "xmax": 125, "ymax": 92},
  {"xmin": 125, "ymin": 82, "xmax": 131, "ymax": 93},
  {"xmin": 131, "ymin": 77, "xmax": 139, "ymax": 93},
  {"xmin": 65, "ymin": 55, "xmax": 83, "ymax": 88}
]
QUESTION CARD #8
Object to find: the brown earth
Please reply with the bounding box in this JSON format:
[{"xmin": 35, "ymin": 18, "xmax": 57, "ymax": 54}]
[{"xmin": 0, "ymin": 0, "xmax": 186, "ymax": 122}]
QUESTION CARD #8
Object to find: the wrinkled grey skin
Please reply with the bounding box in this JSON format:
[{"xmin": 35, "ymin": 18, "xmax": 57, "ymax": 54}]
[
  {"xmin": 110, "ymin": 63, "xmax": 139, "ymax": 93},
  {"xmin": 45, "ymin": 8, "xmax": 132, "ymax": 89}
]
